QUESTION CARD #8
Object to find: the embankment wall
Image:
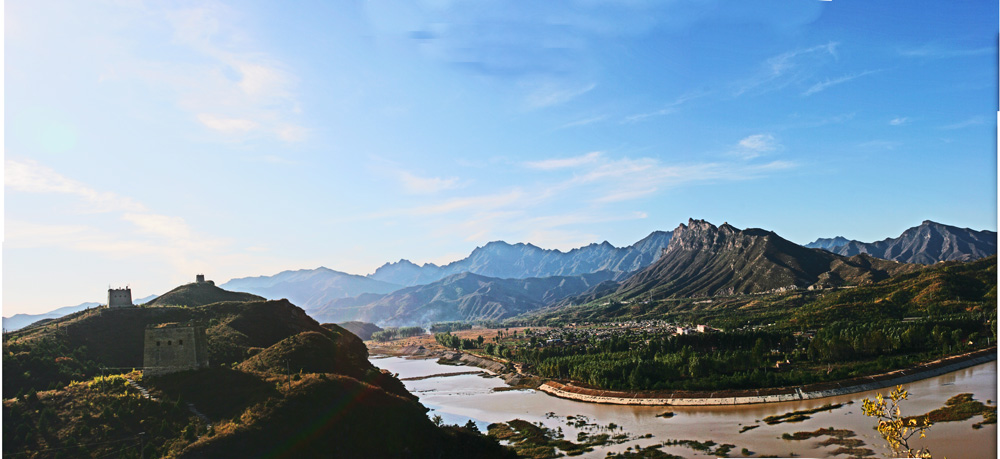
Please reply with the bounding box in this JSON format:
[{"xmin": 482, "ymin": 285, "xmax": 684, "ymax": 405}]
[{"xmin": 538, "ymin": 348, "xmax": 997, "ymax": 406}]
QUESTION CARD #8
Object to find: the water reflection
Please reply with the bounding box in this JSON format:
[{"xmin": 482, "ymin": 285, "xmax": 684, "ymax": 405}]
[{"xmin": 373, "ymin": 356, "xmax": 997, "ymax": 458}]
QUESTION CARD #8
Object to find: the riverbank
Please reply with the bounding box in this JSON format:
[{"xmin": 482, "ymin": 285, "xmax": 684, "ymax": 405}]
[
  {"xmin": 537, "ymin": 347, "xmax": 997, "ymax": 406},
  {"xmin": 369, "ymin": 343, "xmax": 545, "ymax": 388}
]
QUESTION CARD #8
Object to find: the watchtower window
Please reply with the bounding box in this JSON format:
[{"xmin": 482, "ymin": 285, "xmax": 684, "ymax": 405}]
[
  {"xmin": 157, "ymin": 341, "xmax": 161, "ymax": 346},
  {"xmin": 178, "ymin": 339, "xmax": 184, "ymax": 345},
  {"xmin": 168, "ymin": 340, "xmax": 172, "ymax": 345}
]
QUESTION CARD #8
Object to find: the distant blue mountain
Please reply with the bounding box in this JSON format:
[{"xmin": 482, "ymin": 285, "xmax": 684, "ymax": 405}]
[
  {"xmin": 3, "ymin": 302, "xmax": 101, "ymax": 332},
  {"xmin": 219, "ymin": 267, "xmax": 402, "ymax": 311},
  {"xmin": 804, "ymin": 236, "xmax": 851, "ymax": 251},
  {"xmin": 368, "ymin": 231, "xmax": 673, "ymax": 286}
]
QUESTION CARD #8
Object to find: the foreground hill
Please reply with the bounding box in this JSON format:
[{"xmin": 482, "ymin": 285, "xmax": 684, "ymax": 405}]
[
  {"xmin": 805, "ymin": 220, "xmax": 997, "ymax": 264},
  {"xmin": 3, "ymin": 298, "xmax": 361, "ymax": 395},
  {"xmin": 219, "ymin": 267, "xmax": 402, "ymax": 310},
  {"xmin": 3, "ymin": 288, "xmax": 515, "ymax": 458},
  {"xmin": 313, "ymin": 271, "xmax": 617, "ymax": 326},
  {"xmin": 333, "ymin": 321, "xmax": 383, "ymax": 340},
  {"xmin": 369, "ymin": 231, "xmax": 673, "ymax": 286},
  {"xmin": 612, "ymin": 219, "xmax": 918, "ymax": 301},
  {"xmin": 146, "ymin": 282, "xmax": 264, "ymax": 307}
]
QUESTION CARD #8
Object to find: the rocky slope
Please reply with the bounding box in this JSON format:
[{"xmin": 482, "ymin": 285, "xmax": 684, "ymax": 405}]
[
  {"xmin": 804, "ymin": 236, "xmax": 851, "ymax": 251},
  {"xmin": 805, "ymin": 221, "xmax": 996, "ymax": 264},
  {"xmin": 614, "ymin": 219, "xmax": 919, "ymax": 300},
  {"xmin": 313, "ymin": 271, "xmax": 617, "ymax": 326}
]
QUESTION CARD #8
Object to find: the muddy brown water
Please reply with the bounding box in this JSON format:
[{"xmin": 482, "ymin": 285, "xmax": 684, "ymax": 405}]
[{"xmin": 371, "ymin": 356, "xmax": 997, "ymax": 458}]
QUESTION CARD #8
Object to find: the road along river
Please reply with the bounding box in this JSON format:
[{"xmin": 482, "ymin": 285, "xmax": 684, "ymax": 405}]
[{"xmin": 372, "ymin": 355, "xmax": 997, "ymax": 458}]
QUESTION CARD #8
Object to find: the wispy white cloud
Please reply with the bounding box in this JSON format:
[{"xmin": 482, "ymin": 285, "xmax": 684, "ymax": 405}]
[
  {"xmin": 623, "ymin": 90, "xmax": 709, "ymax": 123},
  {"xmin": 397, "ymin": 171, "xmax": 462, "ymax": 194},
  {"xmin": 889, "ymin": 117, "xmax": 909, "ymax": 126},
  {"xmin": 858, "ymin": 140, "xmax": 902, "ymax": 150},
  {"xmin": 556, "ymin": 115, "xmax": 608, "ymax": 130},
  {"xmin": 407, "ymin": 189, "xmax": 528, "ymax": 216},
  {"xmin": 729, "ymin": 134, "xmax": 781, "ymax": 160},
  {"xmin": 5, "ymin": 159, "xmax": 235, "ymax": 277},
  {"xmin": 900, "ymin": 44, "xmax": 993, "ymax": 59},
  {"xmin": 524, "ymin": 82, "xmax": 597, "ymax": 109},
  {"xmin": 524, "ymin": 151, "xmax": 602, "ymax": 170},
  {"xmin": 107, "ymin": 3, "xmax": 307, "ymax": 142},
  {"xmin": 5, "ymin": 159, "xmax": 147, "ymax": 213},
  {"xmin": 940, "ymin": 116, "xmax": 985, "ymax": 130},
  {"xmin": 735, "ymin": 42, "xmax": 838, "ymax": 96},
  {"xmin": 739, "ymin": 134, "xmax": 777, "ymax": 152},
  {"xmin": 197, "ymin": 114, "xmax": 259, "ymax": 133},
  {"xmin": 802, "ymin": 69, "xmax": 879, "ymax": 96}
]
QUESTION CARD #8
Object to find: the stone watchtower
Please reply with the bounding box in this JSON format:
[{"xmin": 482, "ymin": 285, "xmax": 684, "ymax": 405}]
[
  {"xmin": 195, "ymin": 274, "xmax": 214, "ymax": 286},
  {"xmin": 108, "ymin": 287, "xmax": 134, "ymax": 308},
  {"xmin": 143, "ymin": 324, "xmax": 209, "ymax": 376}
]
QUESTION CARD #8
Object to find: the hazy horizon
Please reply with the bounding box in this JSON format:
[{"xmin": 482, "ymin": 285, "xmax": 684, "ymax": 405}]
[{"xmin": 5, "ymin": 1, "xmax": 997, "ymax": 315}]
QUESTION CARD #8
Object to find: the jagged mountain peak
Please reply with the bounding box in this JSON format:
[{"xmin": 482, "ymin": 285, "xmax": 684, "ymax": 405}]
[
  {"xmin": 811, "ymin": 221, "xmax": 996, "ymax": 264},
  {"xmin": 618, "ymin": 220, "xmax": 918, "ymax": 300}
]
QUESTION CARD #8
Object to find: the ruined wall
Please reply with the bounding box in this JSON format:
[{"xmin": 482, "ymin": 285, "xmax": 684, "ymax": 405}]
[{"xmin": 143, "ymin": 325, "xmax": 209, "ymax": 376}]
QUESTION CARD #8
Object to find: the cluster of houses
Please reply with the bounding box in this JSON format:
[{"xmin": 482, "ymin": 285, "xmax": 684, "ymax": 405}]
[{"xmin": 522, "ymin": 320, "xmax": 721, "ymax": 348}]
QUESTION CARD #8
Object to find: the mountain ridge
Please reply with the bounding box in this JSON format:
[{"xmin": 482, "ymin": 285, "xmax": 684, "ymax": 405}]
[
  {"xmin": 367, "ymin": 231, "xmax": 673, "ymax": 286},
  {"xmin": 804, "ymin": 220, "xmax": 996, "ymax": 264},
  {"xmin": 312, "ymin": 270, "xmax": 618, "ymax": 326},
  {"xmin": 219, "ymin": 267, "xmax": 402, "ymax": 310},
  {"xmin": 602, "ymin": 219, "xmax": 920, "ymax": 302}
]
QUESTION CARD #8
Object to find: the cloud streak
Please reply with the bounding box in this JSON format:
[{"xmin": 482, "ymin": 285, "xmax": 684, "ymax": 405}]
[
  {"xmin": 524, "ymin": 151, "xmax": 602, "ymax": 170},
  {"xmin": 802, "ymin": 70, "xmax": 880, "ymax": 96},
  {"xmin": 623, "ymin": 90, "xmax": 709, "ymax": 123},
  {"xmin": 900, "ymin": 45, "xmax": 993, "ymax": 59},
  {"xmin": 107, "ymin": 3, "xmax": 308, "ymax": 143},
  {"xmin": 5, "ymin": 159, "xmax": 147, "ymax": 213},
  {"xmin": 5, "ymin": 158, "xmax": 233, "ymax": 276},
  {"xmin": 397, "ymin": 171, "xmax": 462, "ymax": 194},
  {"xmin": 735, "ymin": 42, "xmax": 838, "ymax": 96}
]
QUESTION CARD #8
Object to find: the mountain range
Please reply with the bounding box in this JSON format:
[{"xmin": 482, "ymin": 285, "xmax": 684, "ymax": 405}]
[
  {"xmin": 367, "ymin": 231, "xmax": 673, "ymax": 286},
  {"xmin": 311, "ymin": 271, "xmax": 617, "ymax": 326},
  {"xmin": 805, "ymin": 220, "xmax": 996, "ymax": 264},
  {"xmin": 612, "ymin": 219, "xmax": 919, "ymax": 301},
  {"xmin": 8, "ymin": 219, "xmax": 995, "ymax": 330},
  {"xmin": 218, "ymin": 267, "xmax": 402, "ymax": 309}
]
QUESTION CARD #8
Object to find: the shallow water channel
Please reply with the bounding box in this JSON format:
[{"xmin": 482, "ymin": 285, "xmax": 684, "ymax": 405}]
[{"xmin": 371, "ymin": 355, "xmax": 997, "ymax": 458}]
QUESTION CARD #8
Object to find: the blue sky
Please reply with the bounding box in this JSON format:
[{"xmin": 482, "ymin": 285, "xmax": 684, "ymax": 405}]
[{"xmin": 4, "ymin": 0, "xmax": 997, "ymax": 315}]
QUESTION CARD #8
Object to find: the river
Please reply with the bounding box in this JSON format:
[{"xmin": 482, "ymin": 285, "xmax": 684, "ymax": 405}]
[{"xmin": 371, "ymin": 355, "xmax": 997, "ymax": 458}]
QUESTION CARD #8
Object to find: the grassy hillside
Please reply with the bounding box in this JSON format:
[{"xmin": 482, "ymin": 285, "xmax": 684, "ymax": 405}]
[
  {"xmin": 2, "ymin": 299, "xmax": 361, "ymax": 398},
  {"xmin": 3, "ymin": 289, "xmax": 517, "ymax": 458},
  {"xmin": 173, "ymin": 372, "xmax": 513, "ymax": 458},
  {"xmin": 146, "ymin": 282, "xmax": 265, "ymax": 307},
  {"xmin": 236, "ymin": 331, "xmax": 370, "ymax": 378},
  {"xmin": 527, "ymin": 257, "xmax": 996, "ymax": 329}
]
